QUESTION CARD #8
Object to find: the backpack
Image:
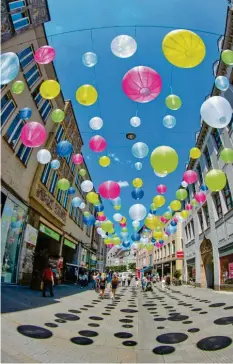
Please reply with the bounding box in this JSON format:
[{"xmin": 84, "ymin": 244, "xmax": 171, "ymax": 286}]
[{"xmin": 112, "ymin": 277, "xmax": 118, "ymax": 285}]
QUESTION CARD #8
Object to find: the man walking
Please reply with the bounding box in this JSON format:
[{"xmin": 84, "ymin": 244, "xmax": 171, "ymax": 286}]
[{"xmin": 42, "ymin": 264, "xmax": 54, "ymax": 297}]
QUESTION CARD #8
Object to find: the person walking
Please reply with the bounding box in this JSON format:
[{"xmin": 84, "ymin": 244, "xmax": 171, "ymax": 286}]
[
  {"xmin": 99, "ymin": 273, "xmax": 107, "ymax": 299},
  {"xmin": 79, "ymin": 274, "xmax": 84, "ymax": 288},
  {"xmin": 111, "ymin": 273, "xmax": 118, "ymax": 300},
  {"xmin": 127, "ymin": 275, "xmax": 131, "ymax": 287},
  {"xmin": 92, "ymin": 272, "xmax": 97, "ymax": 290},
  {"xmin": 122, "ymin": 276, "xmax": 126, "ymax": 287},
  {"xmin": 42, "ymin": 264, "xmax": 54, "ymax": 297}
]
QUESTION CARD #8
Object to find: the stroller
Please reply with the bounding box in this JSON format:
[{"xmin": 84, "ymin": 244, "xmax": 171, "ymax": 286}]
[{"xmin": 144, "ymin": 281, "xmax": 153, "ymax": 292}]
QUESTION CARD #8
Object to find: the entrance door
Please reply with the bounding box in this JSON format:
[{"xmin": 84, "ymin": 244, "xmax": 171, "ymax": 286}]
[{"xmin": 200, "ymin": 238, "xmax": 214, "ymax": 288}]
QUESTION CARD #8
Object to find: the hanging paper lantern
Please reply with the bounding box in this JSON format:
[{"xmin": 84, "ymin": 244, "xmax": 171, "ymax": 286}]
[
  {"xmin": 72, "ymin": 154, "xmax": 83, "ymax": 165},
  {"xmin": 34, "ymin": 46, "xmax": 55, "ymax": 64},
  {"xmin": 129, "ymin": 204, "xmax": 147, "ymax": 221},
  {"xmin": 76, "ymin": 85, "xmax": 98, "ymax": 106},
  {"xmin": 111, "ymin": 35, "xmax": 137, "ymax": 58},
  {"xmin": 82, "ymin": 52, "xmax": 98, "ymax": 67},
  {"xmin": 132, "ymin": 178, "xmax": 143, "ymax": 188},
  {"xmin": 86, "ymin": 192, "xmax": 99, "ymax": 204},
  {"xmin": 176, "ymin": 188, "xmax": 188, "ymax": 201},
  {"xmin": 99, "ymin": 156, "xmax": 110, "ymax": 167},
  {"xmin": 67, "ymin": 187, "xmax": 76, "ymax": 195},
  {"xmin": 11, "ymin": 80, "xmax": 24, "ymax": 94},
  {"xmin": 154, "ymin": 171, "xmax": 167, "ymax": 178},
  {"xmin": 51, "ymin": 159, "xmax": 60, "ymax": 169},
  {"xmin": 215, "ymin": 76, "xmax": 229, "ymax": 92},
  {"xmin": 20, "ymin": 122, "xmax": 46, "ymax": 147},
  {"xmin": 165, "ymin": 94, "xmax": 182, "ymax": 110},
  {"xmin": 37, "ymin": 149, "xmax": 51, "ymax": 164},
  {"xmin": 99, "ymin": 181, "xmax": 120, "ymax": 199},
  {"xmin": 170, "ymin": 200, "xmax": 181, "ymax": 211},
  {"xmin": 80, "ymin": 202, "xmax": 85, "ymax": 210},
  {"xmin": 131, "ymin": 188, "xmax": 144, "ymax": 200},
  {"xmin": 81, "ymin": 180, "xmax": 93, "ymax": 193},
  {"xmin": 157, "ymin": 184, "xmax": 167, "ymax": 194},
  {"xmin": 186, "ymin": 203, "xmax": 193, "ymax": 211},
  {"xmin": 94, "ymin": 204, "xmax": 104, "ymax": 212},
  {"xmin": 0, "ymin": 52, "xmax": 20, "ymax": 85},
  {"xmin": 84, "ymin": 211, "xmax": 91, "ymax": 218},
  {"xmin": 166, "ymin": 225, "xmax": 177, "ymax": 235},
  {"xmin": 190, "ymin": 147, "xmax": 201, "ymax": 159},
  {"xmin": 181, "ymin": 181, "xmax": 188, "ymax": 188},
  {"xmin": 112, "ymin": 236, "xmax": 121, "ymax": 245},
  {"xmin": 130, "ymin": 116, "xmax": 141, "ymax": 127},
  {"xmin": 83, "ymin": 214, "xmax": 96, "ymax": 226},
  {"xmin": 220, "ymin": 148, "xmax": 233, "ymax": 163},
  {"xmin": 150, "ymin": 146, "xmax": 178, "ymax": 174},
  {"xmin": 153, "ymin": 195, "xmax": 165, "ymax": 208},
  {"xmin": 191, "ymin": 199, "xmax": 198, "ymax": 207},
  {"xmin": 56, "ymin": 140, "xmax": 73, "ymax": 157},
  {"xmin": 170, "ymin": 220, "xmax": 177, "ymax": 227},
  {"xmin": 51, "ymin": 109, "xmax": 65, "ymax": 123},
  {"xmin": 113, "ymin": 213, "xmax": 122, "ymax": 222},
  {"xmin": 153, "ymin": 231, "xmax": 163, "ymax": 240},
  {"xmin": 180, "ymin": 210, "xmax": 189, "ymax": 219},
  {"xmin": 163, "ymin": 115, "xmax": 176, "ymax": 129},
  {"xmin": 183, "ymin": 170, "xmax": 198, "ymax": 184},
  {"xmin": 200, "ymin": 96, "xmax": 232, "ymax": 128},
  {"xmin": 89, "ymin": 135, "xmax": 106, "ymax": 152},
  {"xmin": 145, "ymin": 215, "xmax": 162, "ymax": 230},
  {"xmin": 132, "ymin": 220, "xmax": 140, "ymax": 230},
  {"xmin": 205, "ymin": 169, "xmax": 227, "ymax": 192},
  {"xmin": 71, "ymin": 197, "xmax": 82, "ymax": 207},
  {"xmin": 122, "ymin": 66, "xmax": 162, "ymax": 103},
  {"xmin": 195, "ymin": 192, "xmax": 207, "ymax": 204},
  {"xmin": 131, "ymin": 232, "xmax": 140, "ymax": 242},
  {"xmin": 221, "ymin": 49, "xmax": 233, "ymax": 66},
  {"xmin": 40, "ymin": 80, "xmax": 60, "ymax": 100},
  {"xmin": 135, "ymin": 162, "xmax": 142, "ymax": 170},
  {"xmin": 57, "ymin": 178, "xmax": 70, "ymax": 191},
  {"xmin": 162, "ymin": 30, "xmax": 206, "ymax": 68},
  {"xmin": 89, "ymin": 117, "xmax": 103, "ymax": 130},
  {"xmin": 163, "ymin": 211, "xmax": 172, "ymax": 220},
  {"xmin": 79, "ymin": 169, "xmax": 87, "ymax": 177},
  {"xmin": 101, "ymin": 220, "xmax": 114, "ymax": 233},
  {"xmin": 122, "ymin": 240, "xmax": 131, "ymax": 249},
  {"xmin": 19, "ymin": 107, "xmax": 32, "ymax": 120},
  {"xmin": 132, "ymin": 142, "xmax": 149, "ymax": 158},
  {"xmin": 97, "ymin": 214, "xmax": 106, "ymax": 222}
]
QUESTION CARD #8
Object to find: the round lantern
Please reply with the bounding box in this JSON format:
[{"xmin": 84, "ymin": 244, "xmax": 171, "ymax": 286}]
[
  {"xmin": 200, "ymin": 96, "xmax": 232, "ymax": 128},
  {"xmin": 221, "ymin": 49, "xmax": 233, "ymax": 65},
  {"xmin": 80, "ymin": 202, "xmax": 86, "ymax": 209},
  {"xmin": 111, "ymin": 35, "xmax": 137, "ymax": 58},
  {"xmin": 170, "ymin": 200, "xmax": 181, "ymax": 211},
  {"xmin": 170, "ymin": 220, "xmax": 177, "ymax": 227},
  {"xmin": 79, "ymin": 169, "xmax": 87, "ymax": 177},
  {"xmin": 215, "ymin": 76, "xmax": 229, "ymax": 92},
  {"xmin": 145, "ymin": 215, "xmax": 162, "ymax": 230},
  {"xmin": 150, "ymin": 146, "xmax": 178, "ymax": 174},
  {"xmin": 122, "ymin": 241, "xmax": 131, "ymax": 249},
  {"xmin": 132, "ymin": 142, "xmax": 149, "ymax": 158},
  {"xmin": 40, "ymin": 80, "xmax": 60, "ymax": 100},
  {"xmin": 183, "ymin": 170, "xmax": 198, "ymax": 184},
  {"xmin": 191, "ymin": 199, "xmax": 198, "ymax": 207},
  {"xmin": 153, "ymin": 231, "xmax": 163, "ymax": 240},
  {"xmin": 34, "ymin": 46, "xmax": 55, "ymax": 64},
  {"xmin": 12, "ymin": 80, "xmax": 24, "ymax": 94},
  {"xmin": 195, "ymin": 192, "xmax": 207, "ymax": 204},
  {"xmin": 163, "ymin": 115, "xmax": 176, "ymax": 129},
  {"xmin": 72, "ymin": 154, "xmax": 83, "ymax": 165},
  {"xmin": 205, "ymin": 169, "xmax": 227, "ymax": 192},
  {"xmin": 176, "ymin": 188, "xmax": 188, "ymax": 201},
  {"xmin": 51, "ymin": 159, "xmax": 60, "ymax": 169},
  {"xmin": 181, "ymin": 181, "xmax": 188, "ymax": 188},
  {"xmin": 163, "ymin": 211, "xmax": 172, "ymax": 220},
  {"xmin": 190, "ymin": 147, "xmax": 201, "ymax": 159},
  {"xmin": 112, "ymin": 236, "xmax": 121, "ymax": 245},
  {"xmin": 165, "ymin": 94, "xmax": 182, "ymax": 110},
  {"xmin": 0, "ymin": 52, "xmax": 20, "ymax": 85},
  {"xmin": 81, "ymin": 180, "xmax": 93, "ymax": 193},
  {"xmin": 86, "ymin": 192, "xmax": 99, "ymax": 204},
  {"xmin": 122, "ymin": 66, "xmax": 162, "ymax": 103},
  {"xmin": 129, "ymin": 204, "xmax": 147, "ymax": 221},
  {"xmin": 68, "ymin": 187, "xmax": 76, "ymax": 195},
  {"xmin": 101, "ymin": 220, "xmax": 114, "ymax": 233},
  {"xmin": 51, "ymin": 109, "xmax": 65, "ymax": 123},
  {"xmin": 130, "ymin": 116, "xmax": 141, "ymax": 127},
  {"xmin": 180, "ymin": 210, "xmax": 189, "ymax": 219},
  {"xmin": 99, "ymin": 156, "xmax": 110, "ymax": 167},
  {"xmin": 162, "ymin": 30, "xmax": 206, "ymax": 68},
  {"xmin": 132, "ymin": 220, "xmax": 140, "ymax": 229},
  {"xmin": 99, "ymin": 181, "xmax": 120, "ymax": 200},
  {"xmin": 153, "ymin": 195, "xmax": 165, "ymax": 208},
  {"xmin": 89, "ymin": 117, "xmax": 103, "ymax": 130},
  {"xmin": 37, "ymin": 149, "xmax": 51, "ymax": 164},
  {"xmin": 76, "ymin": 85, "xmax": 98, "ymax": 106},
  {"xmin": 131, "ymin": 232, "xmax": 140, "ymax": 242},
  {"xmin": 113, "ymin": 213, "xmax": 122, "ymax": 222},
  {"xmin": 157, "ymin": 184, "xmax": 167, "ymax": 194},
  {"xmin": 82, "ymin": 52, "xmax": 98, "ymax": 67},
  {"xmin": 131, "ymin": 188, "xmax": 144, "ymax": 200},
  {"xmin": 71, "ymin": 197, "xmax": 82, "ymax": 207},
  {"xmin": 89, "ymin": 135, "xmax": 106, "ymax": 152},
  {"xmin": 19, "ymin": 107, "xmax": 32, "ymax": 120},
  {"xmin": 94, "ymin": 204, "xmax": 104, "ymax": 212},
  {"xmin": 57, "ymin": 178, "xmax": 70, "ymax": 191},
  {"xmin": 186, "ymin": 203, "xmax": 193, "ymax": 211},
  {"xmin": 132, "ymin": 178, "xmax": 143, "ymax": 188},
  {"xmin": 220, "ymin": 148, "xmax": 233, "ymax": 163},
  {"xmin": 104, "ymin": 238, "xmax": 111, "ymax": 245},
  {"xmin": 154, "ymin": 171, "xmax": 167, "ymax": 178},
  {"xmin": 20, "ymin": 122, "xmax": 46, "ymax": 147},
  {"xmin": 56, "ymin": 140, "xmax": 73, "ymax": 157},
  {"xmin": 135, "ymin": 162, "xmax": 142, "ymax": 170}
]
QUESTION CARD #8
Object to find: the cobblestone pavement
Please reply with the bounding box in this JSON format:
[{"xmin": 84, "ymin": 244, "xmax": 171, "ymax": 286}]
[{"xmin": 1, "ymin": 283, "xmax": 233, "ymax": 363}]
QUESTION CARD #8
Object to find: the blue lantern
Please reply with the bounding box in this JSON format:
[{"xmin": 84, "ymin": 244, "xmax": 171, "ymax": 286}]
[
  {"xmin": 163, "ymin": 115, "xmax": 176, "ymax": 129},
  {"xmin": 56, "ymin": 140, "xmax": 73, "ymax": 157},
  {"xmin": 131, "ymin": 232, "xmax": 140, "ymax": 242},
  {"xmin": 122, "ymin": 240, "xmax": 131, "ymax": 249},
  {"xmin": 150, "ymin": 209, "xmax": 157, "ymax": 215},
  {"xmin": 68, "ymin": 187, "xmax": 76, "ymax": 195},
  {"xmin": 200, "ymin": 184, "xmax": 208, "ymax": 192},
  {"xmin": 71, "ymin": 197, "xmax": 82, "ymax": 207},
  {"xmin": 170, "ymin": 220, "xmax": 177, "ymax": 227},
  {"xmin": 1, "ymin": 52, "xmax": 20, "ymax": 85},
  {"xmin": 94, "ymin": 204, "xmax": 104, "ymax": 212},
  {"xmin": 19, "ymin": 107, "xmax": 32, "ymax": 120},
  {"xmin": 215, "ymin": 76, "xmax": 229, "ymax": 92},
  {"xmin": 159, "ymin": 240, "xmax": 164, "ymax": 245},
  {"xmin": 151, "ymin": 238, "xmax": 156, "ymax": 243},
  {"xmin": 51, "ymin": 159, "xmax": 60, "ymax": 169},
  {"xmin": 131, "ymin": 188, "xmax": 144, "ymax": 200},
  {"xmin": 83, "ymin": 214, "xmax": 95, "ymax": 226},
  {"xmin": 166, "ymin": 225, "xmax": 177, "ymax": 235}
]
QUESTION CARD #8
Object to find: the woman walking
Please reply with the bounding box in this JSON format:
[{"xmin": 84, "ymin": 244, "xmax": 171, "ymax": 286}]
[
  {"xmin": 99, "ymin": 273, "xmax": 107, "ymax": 299},
  {"xmin": 111, "ymin": 273, "xmax": 118, "ymax": 300}
]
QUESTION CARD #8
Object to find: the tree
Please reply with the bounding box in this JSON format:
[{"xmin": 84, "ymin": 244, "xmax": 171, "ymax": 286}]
[{"xmin": 128, "ymin": 262, "xmax": 136, "ymax": 272}]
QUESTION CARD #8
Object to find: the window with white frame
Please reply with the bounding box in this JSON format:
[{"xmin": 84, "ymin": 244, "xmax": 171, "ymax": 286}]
[
  {"xmin": 17, "ymin": 45, "xmax": 34, "ymax": 69},
  {"xmin": 24, "ymin": 64, "xmax": 40, "ymax": 89},
  {"xmin": 1, "ymin": 92, "xmax": 16, "ymax": 129},
  {"xmin": 16, "ymin": 143, "xmax": 32, "ymax": 165},
  {"xmin": 4, "ymin": 113, "xmax": 24, "ymax": 150},
  {"xmin": 49, "ymin": 171, "xmax": 58, "ymax": 195},
  {"xmin": 41, "ymin": 163, "xmax": 51, "ymax": 186},
  {"xmin": 11, "ymin": 10, "xmax": 30, "ymax": 31},
  {"xmin": 39, "ymin": 100, "xmax": 52, "ymax": 123}
]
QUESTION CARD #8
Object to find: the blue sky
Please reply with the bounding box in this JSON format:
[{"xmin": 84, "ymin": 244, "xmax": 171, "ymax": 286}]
[{"xmin": 45, "ymin": 0, "xmax": 228, "ymax": 237}]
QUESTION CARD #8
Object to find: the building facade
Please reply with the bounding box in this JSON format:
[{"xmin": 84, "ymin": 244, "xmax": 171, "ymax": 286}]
[{"xmin": 183, "ymin": 8, "xmax": 233, "ymax": 291}]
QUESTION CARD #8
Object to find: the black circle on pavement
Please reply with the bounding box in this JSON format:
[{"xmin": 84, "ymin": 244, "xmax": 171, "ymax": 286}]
[
  {"xmin": 122, "ymin": 340, "xmax": 137, "ymax": 346},
  {"xmin": 197, "ymin": 336, "xmax": 232, "ymax": 351},
  {"xmin": 157, "ymin": 333, "xmax": 188, "ymax": 344},
  {"xmin": 214, "ymin": 317, "xmax": 233, "ymax": 325},
  {"xmin": 125, "ymin": 315, "xmax": 134, "ymax": 318},
  {"xmin": 154, "ymin": 318, "xmax": 166, "ymax": 321},
  {"xmin": 188, "ymin": 328, "xmax": 200, "ymax": 333},
  {"xmin": 224, "ymin": 306, "xmax": 233, "ymax": 310},
  {"xmin": 84, "ymin": 305, "xmax": 94, "ymax": 308},
  {"xmin": 183, "ymin": 321, "xmax": 193, "ymax": 324},
  {"xmin": 120, "ymin": 309, "xmax": 138, "ymax": 313},
  {"xmin": 114, "ymin": 332, "xmax": 133, "ymax": 339},
  {"xmin": 102, "ymin": 313, "xmax": 110, "ymax": 315},
  {"xmin": 55, "ymin": 319, "xmax": 66, "ymax": 323},
  {"xmin": 55, "ymin": 313, "xmax": 80, "ymax": 321},
  {"xmin": 119, "ymin": 319, "xmax": 133, "ymax": 323},
  {"xmin": 71, "ymin": 337, "xmax": 93, "ymax": 345},
  {"xmin": 157, "ymin": 326, "xmax": 165, "ymax": 329},
  {"xmin": 143, "ymin": 304, "xmax": 157, "ymax": 307},
  {"xmin": 153, "ymin": 346, "xmax": 175, "ymax": 355},
  {"xmin": 17, "ymin": 325, "xmax": 53, "ymax": 339},
  {"xmin": 89, "ymin": 316, "xmax": 103, "ymax": 321},
  {"xmin": 79, "ymin": 330, "xmax": 98, "ymax": 337},
  {"xmin": 88, "ymin": 323, "xmax": 100, "ymax": 327},
  {"xmin": 92, "ymin": 300, "xmax": 101, "ymax": 302},
  {"xmin": 80, "ymin": 308, "xmax": 88, "ymax": 311},
  {"xmin": 122, "ymin": 324, "xmax": 134, "ymax": 328},
  {"xmin": 168, "ymin": 315, "xmax": 189, "ymax": 322},
  {"xmin": 191, "ymin": 308, "xmax": 202, "ymax": 312},
  {"xmin": 68, "ymin": 310, "xmax": 81, "ymax": 313},
  {"xmin": 209, "ymin": 303, "xmax": 226, "ymax": 308},
  {"xmin": 45, "ymin": 323, "xmax": 58, "ymax": 328},
  {"xmin": 199, "ymin": 311, "xmax": 208, "ymax": 315}
]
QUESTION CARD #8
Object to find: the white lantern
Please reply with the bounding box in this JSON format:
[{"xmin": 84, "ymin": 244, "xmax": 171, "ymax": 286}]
[
  {"xmin": 200, "ymin": 96, "xmax": 232, "ymax": 128},
  {"xmin": 113, "ymin": 213, "xmax": 122, "ymax": 222},
  {"xmin": 154, "ymin": 171, "xmax": 168, "ymax": 178},
  {"xmin": 111, "ymin": 35, "xmax": 137, "ymax": 58},
  {"xmin": 135, "ymin": 162, "xmax": 142, "ymax": 170},
  {"xmin": 132, "ymin": 220, "xmax": 140, "ymax": 229},
  {"xmin": 130, "ymin": 116, "xmax": 141, "ymax": 127},
  {"xmin": 129, "ymin": 204, "xmax": 147, "ymax": 221},
  {"xmin": 89, "ymin": 117, "xmax": 103, "ymax": 130},
  {"xmin": 71, "ymin": 197, "xmax": 82, "ymax": 207},
  {"xmin": 132, "ymin": 142, "xmax": 149, "ymax": 159},
  {"xmin": 81, "ymin": 180, "xmax": 93, "ymax": 193},
  {"xmin": 82, "ymin": 52, "xmax": 98, "ymax": 67},
  {"xmin": 80, "ymin": 202, "xmax": 86, "ymax": 209},
  {"xmin": 37, "ymin": 149, "xmax": 51, "ymax": 164},
  {"xmin": 181, "ymin": 181, "xmax": 188, "ymax": 188}
]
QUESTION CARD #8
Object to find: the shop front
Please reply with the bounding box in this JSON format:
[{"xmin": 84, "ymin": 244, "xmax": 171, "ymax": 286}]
[
  {"xmin": 219, "ymin": 243, "xmax": 233, "ymax": 289},
  {"xmin": 155, "ymin": 264, "xmax": 162, "ymax": 278},
  {"xmin": 63, "ymin": 237, "xmax": 79, "ymax": 283},
  {"xmin": 163, "ymin": 262, "xmax": 171, "ymax": 276},
  {"xmin": 186, "ymin": 258, "xmax": 196, "ymax": 282}
]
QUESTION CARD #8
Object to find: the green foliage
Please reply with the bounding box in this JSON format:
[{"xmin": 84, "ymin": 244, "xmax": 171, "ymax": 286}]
[
  {"xmin": 173, "ymin": 269, "xmax": 182, "ymax": 279},
  {"xmin": 128, "ymin": 262, "xmax": 136, "ymax": 272},
  {"xmin": 106, "ymin": 265, "xmax": 127, "ymax": 273}
]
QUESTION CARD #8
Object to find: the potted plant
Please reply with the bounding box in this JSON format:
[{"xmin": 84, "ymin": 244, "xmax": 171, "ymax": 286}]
[{"xmin": 173, "ymin": 269, "xmax": 182, "ymax": 286}]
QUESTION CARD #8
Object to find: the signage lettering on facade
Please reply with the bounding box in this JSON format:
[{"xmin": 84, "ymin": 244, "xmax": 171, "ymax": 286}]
[
  {"xmin": 64, "ymin": 239, "xmax": 76, "ymax": 249},
  {"xmin": 39, "ymin": 223, "xmax": 60, "ymax": 241},
  {"xmin": 229, "ymin": 262, "xmax": 233, "ymax": 279},
  {"xmin": 176, "ymin": 251, "xmax": 184, "ymax": 259},
  {"xmin": 24, "ymin": 224, "xmax": 38, "ymax": 246}
]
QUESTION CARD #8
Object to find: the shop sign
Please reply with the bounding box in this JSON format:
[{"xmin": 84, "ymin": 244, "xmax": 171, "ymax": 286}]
[
  {"xmin": 97, "ymin": 260, "xmax": 104, "ymax": 265},
  {"xmin": 176, "ymin": 251, "xmax": 184, "ymax": 259},
  {"xmin": 229, "ymin": 262, "xmax": 233, "ymax": 279},
  {"xmin": 24, "ymin": 224, "xmax": 38, "ymax": 246},
  {"xmin": 164, "ymin": 263, "xmax": 170, "ymax": 268},
  {"xmin": 156, "ymin": 264, "xmax": 162, "ymax": 268},
  {"xmin": 39, "ymin": 223, "xmax": 60, "ymax": 241},
  {"xmin": 64, "ymin": 239, "xmax": 76, "ymax": 250}
]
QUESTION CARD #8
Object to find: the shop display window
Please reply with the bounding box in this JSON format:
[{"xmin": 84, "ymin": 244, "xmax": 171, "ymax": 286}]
[{"xmin": 220, "ymin": 254, "xmax": 233, "ymax": 285}]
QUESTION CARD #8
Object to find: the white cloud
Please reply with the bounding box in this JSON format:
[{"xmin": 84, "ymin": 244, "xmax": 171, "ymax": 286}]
[
  {"xmin": 118, "ymin": 181, "xmax": 129, "ymax": 188},
  {"xmin": 114, "ymin": 157, "xmax": 120, "ymax": 162}
]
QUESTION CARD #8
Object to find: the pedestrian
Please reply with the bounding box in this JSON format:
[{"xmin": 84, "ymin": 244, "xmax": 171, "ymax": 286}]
[
  {"xmin": 42, "ymin": 264, "xmax": 54, "ymax": 297},
  {"xmin": 166, "ymin": 275, "xmax": 171, "ymax": 286},
  {"xmin": 74, "ymin": 268, "xmax": 79, "ymax": 285},
  {"xmin": 122, "ymin": 276, "xmax": 126, "ymax": 287},
  {"xmin": 111, "ymin": 273, "xmax": 118, "ymax": 300},
  {"xmin": 99, "ymin": 273, "xmax": 107, "ymax": 299},
  {"xmin": 92, "ymin": 272, "xmax": 97, "ymax": 290},
  {"xmin": 135, "ymin": 276, "xmax": 139, "ymax": 288},
  {"xmin": 142, "ymin": 275, "xmax": 147, "ymax": 291},
  {"xmin": 161, "ymin": 276, "xmax": 166, "ymax": 290},
  {"xmin": 83, "ymin": 272, "xmax": 88, "ymax": 287},
  {"xmin": 79, "ymin": 274, "xmax": 84, "ymax": 288},
  {"xmin": 127, "ymin": 275, "xmax": 131, "ymax": 287}
]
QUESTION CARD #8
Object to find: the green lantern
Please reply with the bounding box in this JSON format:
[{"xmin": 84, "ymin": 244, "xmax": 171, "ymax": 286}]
[
  {"xmin": 165, "ymin": 94, "xmax": 182, "ymax": 110},
  {"xmin": 84, "ymin": 211, "xmax": 90, "ymax": 218},
  {"xmin": 163, "ymin": 211, "xmax": 172, "ymax": 220},
  {"xmin": 191, "ymin": 199, "xmax": 198, "ymax": 207},
  {"xmin": 51, "ymin": 109, "xmax": 65, "ymax": 123},
  {"xmin": 220, "ymin": 148, "xmax": 233, "ymax": 163},
  {"xmin": 176, "ymin": 188, "xmax": 188, "ymax": 201},
  {"xmin": 11, "ymin": 80, "xmax": 25, "ymax": 94},
  {"xmin": 79, "ymin": 169, "xmax": 87, "ymax": 177},
  {"xmin": 221, "ymin": 50, "xmax": 233, "ymax": 66},
  {"xmin": 57, "ymin": 178, "xmax": 70, "ymax": 191},
  {"xmin": 205, "ymin": 169, "xmax": 227, "ymax": 192}
]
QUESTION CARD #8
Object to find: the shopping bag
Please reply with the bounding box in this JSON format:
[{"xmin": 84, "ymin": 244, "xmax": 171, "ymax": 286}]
[{"xmin": 40, "ymin": 281, "xmax": 44, "ymax": 291}]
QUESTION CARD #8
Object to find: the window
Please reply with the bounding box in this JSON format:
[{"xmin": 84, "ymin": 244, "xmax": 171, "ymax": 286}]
[
  {"xmin": 149, "ymin": 255, "xmax": 152, "ymax": 265},
  {"xmin": 1, "ymin": 92, "xmax": 16, "ymax": 128},
  {"xmin": 167, "ymin": 244, "xmax": 170, "ymax": 256},
  {"xmin": 223, "ymin": 181, "xmax": 233, "ymax": 210},
  {"xmin": 56, "ymin": 125, "xmax": 64, "ymax": 142},
  {"xmin": 65, "ymin": 152, "xmax": 72, "ymax": 165},
  {"xmin": 24, "ymin": 64, "xmax": 40, "ymax": 89},
  {"xmin": 11, "ymin": 10, "xmax": 29, "ymax": 31},
  {"xmin": 212, "ymin": 129, "xmax": 222, "ymax": 151},
  {"xmin": 71, "ymin": 162, "xmax": 75, "ymax": 174},
  {"xmin": 17, "ymin": 46, "xmax": 34, "ymax": 69},
  {"xmin": 163, "ymin": 246, "xmax": 166, "ymax": 258},
  {"xmin": 39, "ymin": 100, "xmax": 52, "ymax": 122},
  {"xmin": 57, "ymin": 189, "xmax": 63, "ymax": 204},
  {"xmin": 62, "ymin": 191, "xmax": 69, "ymax": 210},
  {"xmin": 198, "ymin": 210, "xmax": 204, "ymax": 231},
  {"xmin": 49, "ymin": 171, "xmax": 58, "ymax": 195},
  {"xmin": 4, "ymin": 113, "xmax": 24, "ymax": 149},
  {"xmin": 41, "ymin": 163, "xmax": 51, "ymax": 186},
  {"xmin": 228, "ymin": 115, "xmax": 233, "ymax": 132},
  {"xmin": 172, "ymin": 241, "xmax": 175, "ymax": 254},
  {"xmin": 212, "ymin": 192, "xmax": 223, "ymax": 219},
  {"xmin": 196, "ymin": 164, "xmax": 203, "ymax": 184},
  {"xmin": 77, "ymin": 209, "xmax": 84, "ymax": 229},
  {"xmin": 9, "ymin": 1, "xmax": 26, "ymax": 10},
  {"xmin": 86, "ymin": 224, "xmax": 92, "ymax": 237},
  {"xmin": 190, "ymin": 220, "xmax": 194, "ymax": 236},
  {"xmin": 203, "ymin": 204, "xmax": 210, "ymax": 226},
  {"xmin": 16, "ymin": 143, "xmax": 32, "ymax": 165},
  {"xmin": 32, "ymin": 84, "xmax": 43, "ymax": 106},
  {"xmin": 204, "ymin": 147, "xmax": 212, "ymax": 169},
  {"xmin": 188, "ymin": 223, "xmax": 191, "ymax": 238}
]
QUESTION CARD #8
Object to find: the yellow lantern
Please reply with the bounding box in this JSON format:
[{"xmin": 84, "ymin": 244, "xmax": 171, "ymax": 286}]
[
  {"xmin": 86, "ymin": 192, "xmax": 99, "ymax": 204},
  {"xmin": 132, "ymin": 178, "xmax": 143, "ymax": 188},
  {"xmin": 40, "ymin": 80, "xmax": 60, "ymax": 100},
  {"xmin": 180, "ymin": 210, "xmax": 189, "ymax": 219},
  {"xmin": 190, "ymin": 147, "xmax": 201, "ymax": 159},
  {"xmin": 76, "ymin": 84, "xmax": 98, "ymax": 106},
  {"xmin": 101, "ymin": 220, "xmax": 114, "ymax": 233},
  {"xmin": 153, "ymin": 231, "xmax": 163, "ymax": 240},
  {"xmin": 99, "ymin": 156, "xmax": 110, "ymax": 167},
  {"xmin": 145, "ymin": 215, "xmax": 162, "ymax": 230},
  {"xmin": 153, "ymin": 195, "xmax": 166, "ymax": 208},
  {"xmin": 97, "ymin": 211, "xmax": 104, "ymax": 216},
  {"xmin": 170, "ymin": 200, "xmax": 181, "ymax": 211},
  {"xmin": 114, "ymin": 205, "xmax": 121, "ymax": 210}
]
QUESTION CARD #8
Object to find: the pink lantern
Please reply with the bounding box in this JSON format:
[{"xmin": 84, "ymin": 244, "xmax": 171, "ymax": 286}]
[
  {"xmin": 20, "ymin": 122, "xmax": 46, "ymax": 147},
  {"xmin": 108, "ymin": 244, "xmax": 115, "ymax": 248},
  {"xmin": 186, "ymin": 203, "xmax": 193, "ymax": 211},
  {"xmin": 183, "ymin": 170, "xmax": 198, "ymax": 184},
  {"xmin": 99, "ymin": 181, "xmax": 120, "ymax": 200},
  {"xmin": 160, "ymin": 216, "xmax": 166, "ymax": 223},
  {"xmin": 120, "ymin": 222, "xmax": 127, "ymax": 228},
  {"xmin": 34, "ymin": 46, "xmax": 56, "ymax": 64},
  {"xmin": 89, "ymin": 135, "xmax": 106, "ymax": 152},
  {"xmin": 195, "ymin": 192, "xmax": 207, "ymax": 204},
  {"xmin": 122, "ymin": 66, "xmax": 162, "ymax": 103},
  {"xmin": 97, "ymin": 215, "xmax": 106, "ymax": 221},
  {"xmin": 72, "ymin": 154, "xmax": 83, "ymax": 165},
  {"xmin": 173, "ymin": 217, "xmax": 179, "ymax": 223},
  {"xmin": 156, "ymin": 242, "xmax": 161, "ymax": 248},
  {"xmin": 157, "ymin": 184, "xmax": 167, "ymax": 194}
]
